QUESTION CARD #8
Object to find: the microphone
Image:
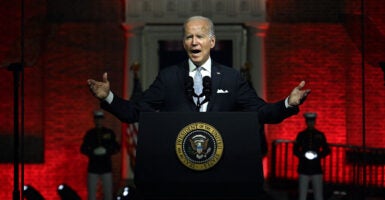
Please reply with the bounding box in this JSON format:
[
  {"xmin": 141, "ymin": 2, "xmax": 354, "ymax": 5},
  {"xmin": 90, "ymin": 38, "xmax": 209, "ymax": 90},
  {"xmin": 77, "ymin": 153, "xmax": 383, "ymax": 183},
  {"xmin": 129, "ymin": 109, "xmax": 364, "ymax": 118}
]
[
  {"xmin": 184, "ymin": 76, "xmax": 196, "ymax": 100},
  {"xmin": 200, "ymin": 76, "xmax": 211, "ymax": 104}
]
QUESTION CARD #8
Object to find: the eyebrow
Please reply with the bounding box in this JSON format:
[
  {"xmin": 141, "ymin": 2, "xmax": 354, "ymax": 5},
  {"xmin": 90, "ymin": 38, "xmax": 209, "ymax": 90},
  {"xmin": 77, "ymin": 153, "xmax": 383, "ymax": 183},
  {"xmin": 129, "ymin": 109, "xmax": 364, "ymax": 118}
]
[{"xmin": 184, "ymin": 33, "xmax": 208, "ymax": 38}]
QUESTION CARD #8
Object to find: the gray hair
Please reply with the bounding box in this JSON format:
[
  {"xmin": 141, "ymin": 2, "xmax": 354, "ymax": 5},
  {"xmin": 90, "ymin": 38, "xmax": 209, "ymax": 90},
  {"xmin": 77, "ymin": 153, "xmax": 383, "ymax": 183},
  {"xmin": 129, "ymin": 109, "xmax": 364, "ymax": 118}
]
[{"xmin": 183, "ymin": 16, "xmax": 215, "ymax": 38}]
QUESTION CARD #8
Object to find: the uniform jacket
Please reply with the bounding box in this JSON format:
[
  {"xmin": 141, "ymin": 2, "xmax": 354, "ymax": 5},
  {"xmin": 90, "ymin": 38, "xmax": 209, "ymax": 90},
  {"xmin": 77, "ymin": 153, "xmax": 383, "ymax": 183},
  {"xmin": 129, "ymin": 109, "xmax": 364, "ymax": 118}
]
[
  {"xmin": 293, "ymin": 128, "xmax": 331, "ymax": 175},
  {"xmin": 80, "ymin": 127, "xmax": 120, "ymax": 174}
]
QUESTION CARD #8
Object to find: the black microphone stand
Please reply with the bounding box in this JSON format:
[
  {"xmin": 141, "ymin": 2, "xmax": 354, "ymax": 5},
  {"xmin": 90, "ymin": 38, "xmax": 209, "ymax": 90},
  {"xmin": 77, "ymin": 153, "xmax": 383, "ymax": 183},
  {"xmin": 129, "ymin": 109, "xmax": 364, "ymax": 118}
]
[
  {"xmin": 195, "ymin": 96, "xmax": 201, "ymax": 112},
  {"xmin": 7, "ymin": 62, "xmax": 24, "ymax": 200},
  {"xmin": 7, "ymin": 0, "xmax": 26, "ymax": 199}
]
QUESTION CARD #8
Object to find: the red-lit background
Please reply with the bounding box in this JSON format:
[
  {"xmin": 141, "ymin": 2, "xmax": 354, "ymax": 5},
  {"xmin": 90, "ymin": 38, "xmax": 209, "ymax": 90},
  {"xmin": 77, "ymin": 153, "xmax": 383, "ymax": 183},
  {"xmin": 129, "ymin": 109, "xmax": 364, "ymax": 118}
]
[{"xmin": 0, "ymin": 0, "xmax": 384, "ymax": 199}]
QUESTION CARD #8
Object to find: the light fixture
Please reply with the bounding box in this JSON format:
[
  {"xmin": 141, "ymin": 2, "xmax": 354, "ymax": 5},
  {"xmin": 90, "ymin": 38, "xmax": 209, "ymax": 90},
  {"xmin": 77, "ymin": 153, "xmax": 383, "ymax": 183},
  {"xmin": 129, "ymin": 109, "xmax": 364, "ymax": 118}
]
[
  {"xmin": 115, "ymin": 185, "xmax": 135, "ymax": 200},
  {"xmin": 57, "ymin": 183, "xmax": 81, "ymax": 200},
  {"xmin": 23, "ymin": 185, "xmax": 45, "ymax": 200}
]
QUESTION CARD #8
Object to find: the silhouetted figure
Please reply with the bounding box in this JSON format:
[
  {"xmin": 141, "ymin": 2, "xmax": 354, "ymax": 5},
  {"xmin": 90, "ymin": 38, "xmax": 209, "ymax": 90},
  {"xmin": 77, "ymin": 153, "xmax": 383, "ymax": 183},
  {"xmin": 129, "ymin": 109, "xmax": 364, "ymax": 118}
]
[
  {"xmin": 294, "ymin": 112, "xmax": 330, "ymax": 200},
  {"xmin": 81, "ymin": 110, "xmax": 120, "ymax": 200}
]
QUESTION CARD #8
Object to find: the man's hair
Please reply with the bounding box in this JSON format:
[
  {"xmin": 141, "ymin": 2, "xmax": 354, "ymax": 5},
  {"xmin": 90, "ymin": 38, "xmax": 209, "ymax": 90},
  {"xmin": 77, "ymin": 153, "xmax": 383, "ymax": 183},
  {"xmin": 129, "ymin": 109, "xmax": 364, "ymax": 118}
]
[{"xmin": 183, "ymin": 16, "xmax": 215, "ymax": 38}]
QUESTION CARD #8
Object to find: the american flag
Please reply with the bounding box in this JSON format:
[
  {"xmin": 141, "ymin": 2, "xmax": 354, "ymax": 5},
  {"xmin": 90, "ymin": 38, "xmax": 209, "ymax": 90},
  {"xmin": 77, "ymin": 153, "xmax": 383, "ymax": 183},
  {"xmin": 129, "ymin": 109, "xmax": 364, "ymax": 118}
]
[
  {"xmin": 125, "ymin": 122, "xmax": 138, "ymax": 173},
  {"xmin": 122, "ymin": 62, "xmax": 142, "ymax": 179}
]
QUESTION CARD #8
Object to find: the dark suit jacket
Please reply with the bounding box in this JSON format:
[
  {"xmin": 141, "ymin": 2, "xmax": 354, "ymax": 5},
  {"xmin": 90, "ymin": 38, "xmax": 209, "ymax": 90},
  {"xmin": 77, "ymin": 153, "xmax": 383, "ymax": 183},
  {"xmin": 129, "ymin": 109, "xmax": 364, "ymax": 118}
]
[{"xmin": 102, "ymin": 60, "xmax": 298, "ymax": 123}]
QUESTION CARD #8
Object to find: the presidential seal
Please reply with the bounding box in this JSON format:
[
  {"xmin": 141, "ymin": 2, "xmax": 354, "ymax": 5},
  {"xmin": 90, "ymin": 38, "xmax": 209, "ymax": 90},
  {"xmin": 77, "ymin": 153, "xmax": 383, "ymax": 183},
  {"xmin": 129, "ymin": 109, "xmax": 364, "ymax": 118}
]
[{"xmin": 175, "ymin": 122, "xmax": 224, "ymax": 171}]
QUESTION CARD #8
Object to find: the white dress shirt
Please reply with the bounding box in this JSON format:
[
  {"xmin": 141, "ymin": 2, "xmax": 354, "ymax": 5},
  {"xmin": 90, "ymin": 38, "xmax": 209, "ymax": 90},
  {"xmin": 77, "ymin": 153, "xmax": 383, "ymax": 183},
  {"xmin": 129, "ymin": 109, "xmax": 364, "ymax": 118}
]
[{"xmin": 188, "ymin": 58, "xmax": 211, "ymax": 112}]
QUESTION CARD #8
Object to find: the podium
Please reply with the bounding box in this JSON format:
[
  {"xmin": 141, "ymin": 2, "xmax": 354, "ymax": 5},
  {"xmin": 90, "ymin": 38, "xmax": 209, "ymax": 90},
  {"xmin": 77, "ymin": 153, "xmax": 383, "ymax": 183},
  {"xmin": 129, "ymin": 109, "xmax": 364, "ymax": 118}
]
[{"xmin": 134, "ymin": 112, "xmax": 264, "ymax": 200}]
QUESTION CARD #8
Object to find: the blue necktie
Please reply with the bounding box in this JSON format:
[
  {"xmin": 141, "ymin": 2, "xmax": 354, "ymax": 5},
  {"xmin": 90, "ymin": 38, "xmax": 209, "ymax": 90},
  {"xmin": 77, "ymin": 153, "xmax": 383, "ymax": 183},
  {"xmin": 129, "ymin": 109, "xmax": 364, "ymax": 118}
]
[{"xmin": 193, "ymin": 67, "xmax": 203, "ymax": 107}]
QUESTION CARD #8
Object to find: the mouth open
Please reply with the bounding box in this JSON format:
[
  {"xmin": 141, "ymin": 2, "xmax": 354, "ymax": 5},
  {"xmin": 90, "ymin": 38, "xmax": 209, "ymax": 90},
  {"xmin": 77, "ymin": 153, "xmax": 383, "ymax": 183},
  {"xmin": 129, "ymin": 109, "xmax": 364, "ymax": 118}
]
[{"xmin": 191, "ymin": 49, "xmax": 201, "ymax": 54}]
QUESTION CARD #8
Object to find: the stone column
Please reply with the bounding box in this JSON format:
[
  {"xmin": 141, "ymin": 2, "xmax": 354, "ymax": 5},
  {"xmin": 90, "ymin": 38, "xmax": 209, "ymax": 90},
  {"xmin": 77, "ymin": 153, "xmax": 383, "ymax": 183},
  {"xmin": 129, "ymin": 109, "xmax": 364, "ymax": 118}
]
[
  {"xmin": 120, "ymin": 23, "xmax": 144, "ymax": 182},
  {"xmin": 245, "ymin": 22, "xmax": 269, "ymax": 99},
  {"xmin": 121, "ymin": 23, "xmax": 144, "ymax": 99}
]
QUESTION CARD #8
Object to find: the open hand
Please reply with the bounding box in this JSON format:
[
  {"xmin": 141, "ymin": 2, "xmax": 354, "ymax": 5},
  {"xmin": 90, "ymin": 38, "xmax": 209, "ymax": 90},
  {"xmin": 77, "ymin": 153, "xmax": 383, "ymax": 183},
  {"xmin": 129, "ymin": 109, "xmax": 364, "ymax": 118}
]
[
  {"xmin": 87, "ymin": 72, "xmax": 110, "ymax": 100},
  {"xmin": 288, "ymin": 81, "xmax": 311, "ymax": 106}
]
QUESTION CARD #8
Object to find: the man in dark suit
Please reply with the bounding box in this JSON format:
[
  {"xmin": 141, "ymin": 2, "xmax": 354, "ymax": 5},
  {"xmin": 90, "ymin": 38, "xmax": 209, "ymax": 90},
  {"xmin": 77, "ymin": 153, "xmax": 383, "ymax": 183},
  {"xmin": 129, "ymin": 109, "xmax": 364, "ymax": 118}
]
[
  {"xmin": 87, "ymin": 15, "xmax": 310, "ymax": 200},
  {"xmin": 87, "ymin": 16, "xmax": 310, "ymax": 124}
]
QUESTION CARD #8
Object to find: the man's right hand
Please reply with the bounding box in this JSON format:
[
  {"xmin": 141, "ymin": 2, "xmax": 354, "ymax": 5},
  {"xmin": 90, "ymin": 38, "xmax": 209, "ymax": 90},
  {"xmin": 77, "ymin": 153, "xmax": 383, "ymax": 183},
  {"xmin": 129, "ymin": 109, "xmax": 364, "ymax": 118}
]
[{"xmin": 87, "ymin": 72, "xmax": 110, "ymax": 100}]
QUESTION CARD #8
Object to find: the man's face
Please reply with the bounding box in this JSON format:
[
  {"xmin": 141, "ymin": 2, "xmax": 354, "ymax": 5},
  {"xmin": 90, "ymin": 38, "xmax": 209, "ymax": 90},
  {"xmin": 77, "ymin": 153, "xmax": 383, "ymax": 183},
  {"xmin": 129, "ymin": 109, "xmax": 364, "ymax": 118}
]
[
  {"xmin": 306, "ymin": 120, "xmax": 315, "ymax": 129},
  {"xmin": 183, "ymin": 19, "xmax": 215, "ymax": 66}
]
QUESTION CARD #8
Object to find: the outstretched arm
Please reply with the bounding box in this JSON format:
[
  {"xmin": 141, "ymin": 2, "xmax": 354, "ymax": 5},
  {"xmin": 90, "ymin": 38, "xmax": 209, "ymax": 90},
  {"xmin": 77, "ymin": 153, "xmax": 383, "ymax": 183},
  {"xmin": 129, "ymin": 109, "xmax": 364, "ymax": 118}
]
[
  {"xmin": 88, "ymin": 72, "xmax": 140, "ymax": 123},
  {"xmin": 87, "ymin": 72, "xmax": 110, "ymax": 100},
  {"xmin": 288, "ymin": 81, "xmax": 311, "ymax": 106}
]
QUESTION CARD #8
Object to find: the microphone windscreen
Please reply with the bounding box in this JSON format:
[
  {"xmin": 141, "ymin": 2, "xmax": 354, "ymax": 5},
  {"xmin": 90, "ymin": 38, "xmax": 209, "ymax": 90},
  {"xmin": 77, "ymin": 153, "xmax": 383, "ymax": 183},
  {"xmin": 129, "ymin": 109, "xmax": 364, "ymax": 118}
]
[
  {"xmin": 202, "ymin": 76, "xmax": 211, "ymax": 88},
  {"xmin": 185, "ymin": 76, "xmax": 194, "ymax": 97},
  {"xmin": 185, "ymin": 76, "xmax": 194, "ymax": 87},
  {"xmin": 202, "ymin": 76, "xmax": 211, "ymax": 100}
]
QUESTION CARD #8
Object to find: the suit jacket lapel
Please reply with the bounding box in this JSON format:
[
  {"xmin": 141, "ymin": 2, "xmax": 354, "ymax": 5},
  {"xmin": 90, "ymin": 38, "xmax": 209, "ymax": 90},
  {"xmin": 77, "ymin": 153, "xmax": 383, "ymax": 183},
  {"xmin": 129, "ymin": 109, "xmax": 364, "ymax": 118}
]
[{"xmin": 207, "ymin": 62, "xmax": 221, "ymax": 111}]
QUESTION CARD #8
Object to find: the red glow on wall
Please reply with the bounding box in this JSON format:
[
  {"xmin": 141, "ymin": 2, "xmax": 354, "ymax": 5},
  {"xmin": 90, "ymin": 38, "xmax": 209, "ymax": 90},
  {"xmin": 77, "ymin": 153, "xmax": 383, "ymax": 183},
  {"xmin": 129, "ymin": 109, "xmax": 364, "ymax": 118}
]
[{"xmin": 1, "ymin": 0, "xmax": 385, "ymax": 199}]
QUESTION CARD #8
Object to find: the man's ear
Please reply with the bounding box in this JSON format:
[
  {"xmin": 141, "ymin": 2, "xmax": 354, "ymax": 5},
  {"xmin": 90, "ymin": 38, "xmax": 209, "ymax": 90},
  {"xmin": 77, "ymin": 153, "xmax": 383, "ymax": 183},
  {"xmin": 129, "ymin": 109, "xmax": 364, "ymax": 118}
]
[{"xmin": 210, "ymin": 37, "xmax": 216, "ymax": 49}]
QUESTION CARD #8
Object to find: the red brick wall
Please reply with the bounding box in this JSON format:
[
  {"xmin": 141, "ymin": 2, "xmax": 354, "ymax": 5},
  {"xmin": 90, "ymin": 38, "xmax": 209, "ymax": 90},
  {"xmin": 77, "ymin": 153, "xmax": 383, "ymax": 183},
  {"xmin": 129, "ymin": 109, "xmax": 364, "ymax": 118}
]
[
  {"xmin": 361, "ymin": 0, "xmax": 385, "ymax": 147},
  {"xmin": 0, "ymin": 1, "xmax": 125, "ymax": 199},
  {"xmin": 264, "ymin": 23, "xmax": 359, "ymax": 144},
  {"xmin": 38, "ymin": 23, "xmax": 125, "ymax": 199},
  {"xmin": 0, "ymin": 25, "xmax": 125, "ymax": 200},
  {"xmin": 264, "ymin": 0, "xmax": 385, "ymax": 176},
  {"xmin": 1, "ymin": 0, "xmax": 385, "ymax": 199}
]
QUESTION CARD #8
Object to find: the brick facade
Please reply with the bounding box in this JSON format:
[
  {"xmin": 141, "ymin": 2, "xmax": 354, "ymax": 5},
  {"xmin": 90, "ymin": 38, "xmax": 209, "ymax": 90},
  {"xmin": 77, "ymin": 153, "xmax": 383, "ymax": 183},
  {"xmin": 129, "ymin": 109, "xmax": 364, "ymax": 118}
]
[{"xmin": 0, "ymin": 0, "xmax": 384, "ymax": 199}]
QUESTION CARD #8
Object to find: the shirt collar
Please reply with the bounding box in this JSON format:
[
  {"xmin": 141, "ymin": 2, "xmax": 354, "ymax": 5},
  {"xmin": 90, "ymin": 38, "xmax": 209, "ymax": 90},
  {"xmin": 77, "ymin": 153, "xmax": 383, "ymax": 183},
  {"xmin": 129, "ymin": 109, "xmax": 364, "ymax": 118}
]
[{"xmin": 188, "ymin": 58, "xmax": 212, "ymax": 73}]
